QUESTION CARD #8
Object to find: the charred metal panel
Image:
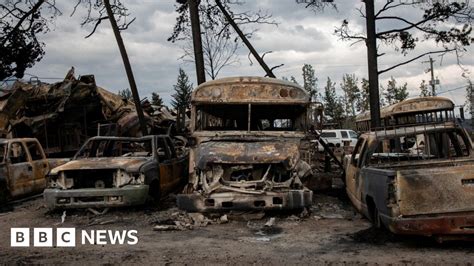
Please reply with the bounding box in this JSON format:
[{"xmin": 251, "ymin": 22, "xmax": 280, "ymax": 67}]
[
  {"xmin": 196, "ymin": 141, "xmax": 300, "ymax": 170},
  {"xmin": 192, "ymin": 76, "xmax": 308, "ymax": 104},
  {"xmin": 397, "ymin": 161, "xmax": 474, "ymax": 216}
]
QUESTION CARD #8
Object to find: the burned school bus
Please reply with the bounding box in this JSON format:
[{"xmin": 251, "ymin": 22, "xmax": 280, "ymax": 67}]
[
  {"xmin": 346, "ymin": 97, "xmax": 474, "ymax": 239},
  {"xmin": 177, "ymin": 77, "xmax": 323, "ymax": 212}
]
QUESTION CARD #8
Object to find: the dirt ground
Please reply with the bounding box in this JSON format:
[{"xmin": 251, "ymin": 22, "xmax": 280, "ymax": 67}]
[{"xmin": 1, "ymin": 185, "xmax": 474, "ymax": 265}]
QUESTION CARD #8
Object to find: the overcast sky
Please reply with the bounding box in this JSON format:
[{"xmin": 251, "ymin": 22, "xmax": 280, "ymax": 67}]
[{"xmin": 28, "ymin": 0, "xmax": 473, "ymax": 112}]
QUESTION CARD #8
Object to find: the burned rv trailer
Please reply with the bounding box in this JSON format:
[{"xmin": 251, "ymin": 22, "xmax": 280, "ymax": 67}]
[
  {"xmin": 0, "ymin": 72, "xmax": 167, "ymax": 158},
  {"xmin": 177, "ymin": 77, "xmax": 324, "ymax": 212}
]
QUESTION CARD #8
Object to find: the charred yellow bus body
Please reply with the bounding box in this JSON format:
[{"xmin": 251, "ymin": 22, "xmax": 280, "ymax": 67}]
[
  {"xmin": 355, "ymin": 96, "xmax": 455, "ymax": 131},
  {"xmin": 177, "ymin": 77, "xmax": 321, "ymax": 212}
]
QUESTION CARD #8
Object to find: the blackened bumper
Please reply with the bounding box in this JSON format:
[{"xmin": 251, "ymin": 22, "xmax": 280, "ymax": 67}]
[
  {"xmin": 43, "ymin": 185, "xmax": 149, "ymax": 209},
  {"xmin": 177, "ymin": 190, "xmax": 313, "ymax": 212}
]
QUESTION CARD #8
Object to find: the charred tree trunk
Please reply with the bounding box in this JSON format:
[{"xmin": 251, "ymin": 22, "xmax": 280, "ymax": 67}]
[
  {"xmin": 188, "ymin": 0, "xmax": 206, "ymax": 85},
  {"xmin": 104, "ymin": 0, "xmax": 148, "ymax": 136},
  {"xmin": 215, "ymin": 0, "xmax": 276, "ymax": 78},
  {"xmin": 364, "ymin": 0, "xmax": 381, "ymax": 129}
]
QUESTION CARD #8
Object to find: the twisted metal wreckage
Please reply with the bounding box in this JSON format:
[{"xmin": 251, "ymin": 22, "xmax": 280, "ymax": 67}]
[{"xmin": 0, "ymin": 69, "xmax": 177, "ymax": 158}]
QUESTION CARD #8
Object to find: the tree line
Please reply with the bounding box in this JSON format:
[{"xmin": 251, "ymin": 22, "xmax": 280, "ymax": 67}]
[
  {"xmin": 284, "ymin": 64, "xmax": 413, "ymax": 129},
  {"xmin": 119, "ymin": 67, "xmax": 193, "ymax": 112}
]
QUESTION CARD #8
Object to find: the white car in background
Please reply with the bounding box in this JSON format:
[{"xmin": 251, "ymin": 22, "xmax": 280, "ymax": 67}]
[{"xmin": 319, "ymin": 129, "xmax": 359, "ymax": 149}]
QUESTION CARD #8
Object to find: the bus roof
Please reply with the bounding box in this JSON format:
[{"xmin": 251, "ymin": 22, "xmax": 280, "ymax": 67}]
[
  {"xmin": 191, "ymin": 76, "xmax": 309, "ymax": 104},
  {"xmin": 355, "ymin": 96, "xmax": 455, "ymax": 122}
]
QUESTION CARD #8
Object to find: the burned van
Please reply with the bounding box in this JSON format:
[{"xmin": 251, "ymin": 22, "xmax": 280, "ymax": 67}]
[{"xmin": 177, "ymin": 77, "xmax": 322, "ymax": 212}]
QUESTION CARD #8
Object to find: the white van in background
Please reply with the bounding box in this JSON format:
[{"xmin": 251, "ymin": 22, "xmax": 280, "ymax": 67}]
[{"xmin": 320, "ymin": 129, "xmax": 358, "ymax": 148}]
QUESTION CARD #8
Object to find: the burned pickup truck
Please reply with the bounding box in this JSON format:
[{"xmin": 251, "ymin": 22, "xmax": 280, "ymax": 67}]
[
  {"xmin": 177, "ymin": 77, "xmax": 322, "ymax": 212},
  {"xmin": 44, "ymin": 135, "xmax": 188, "ymax": 209},
  {"xmin": 346, "ymin": 99, "xmax": 474, "ymax": 239},
  {"xmin": 0, "ymin": 138, "xmax": 68, "ymax": 204}
]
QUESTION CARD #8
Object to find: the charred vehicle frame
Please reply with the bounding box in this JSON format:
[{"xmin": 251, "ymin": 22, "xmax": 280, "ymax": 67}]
[
  {"xmin": 44, "ymin": 135, "xmax": 188, "ymax": 209},
  {"xmin": 177, "ymin": 77, "xmax": 324, "ymax": 212},
  {"xmin": 346, "ymin": 97, "xmax": 474, "ymax": 239}
]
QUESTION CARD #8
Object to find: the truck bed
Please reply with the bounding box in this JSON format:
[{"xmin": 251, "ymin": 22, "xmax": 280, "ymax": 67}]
[{"xmin": 373, "ymin": 158, "xmax": 474, "ymax": 216}]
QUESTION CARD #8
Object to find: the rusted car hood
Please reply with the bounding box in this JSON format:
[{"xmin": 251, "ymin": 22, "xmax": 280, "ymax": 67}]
[
  {"xmin": 196, "ymin": 141, "xmax": 300, "ymax": 170},
  {"xmin": 50, "ymin": 158, "xmax": 150, "ymax": 174}
]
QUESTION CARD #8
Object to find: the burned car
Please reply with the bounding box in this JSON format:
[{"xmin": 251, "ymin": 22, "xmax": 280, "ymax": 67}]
[
  {"xmin": 346, "ymin": 97, "xmax": 474, "ymax": 240},
  {"xmin": 177, "ymin": 77, "xmax": 322, "ymax": 212},
  {"xmin": 44, "ymin": 135, "xmax": 188, "ymax": 209},
  {"xmin": 0, "ymin": 138, "xmax": 67, "ymax": 204}
]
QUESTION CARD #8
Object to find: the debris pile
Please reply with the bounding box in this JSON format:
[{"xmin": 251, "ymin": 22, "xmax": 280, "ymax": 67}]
[
  {"xmin": 150, "ymin": 208, "xmax": 229, "ymax": 231},
  {"xmin": 0, "ymin": 68, "xmax": 179, "ymax": 157}
]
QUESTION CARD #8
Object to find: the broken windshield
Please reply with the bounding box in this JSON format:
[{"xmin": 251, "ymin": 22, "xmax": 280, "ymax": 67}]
[
  {"xmin": 195, "ymin": 104, "xmax": 307, "ymax": 131},
  {"xmin": 75, "ymin": 139, "xmax": 153, "ymax": 159}
]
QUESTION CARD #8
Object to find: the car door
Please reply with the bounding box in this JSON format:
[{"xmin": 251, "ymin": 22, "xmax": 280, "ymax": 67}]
[
  {"xmin": 6, "ymin": 141, "xmax": 34, "ymax": 198},
  {"xmin": 157, "ymin": 137, "xmax": 175, "ymax": 193},
  {"xmin": 165, "ymin": 137, "xmax": 187, "ymax": 186},
  {"xmin": 345, "ymin": 137, "xmax": 367, "ymax": 212},
  {"xmin": 25, "ymin": 140, "xmax": 49, "ymax": 193}
]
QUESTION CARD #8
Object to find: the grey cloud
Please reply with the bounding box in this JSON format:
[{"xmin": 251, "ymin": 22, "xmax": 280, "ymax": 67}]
[{"xmin": 25, "ymin": 0, "xmax": 472, "ymax": 108}]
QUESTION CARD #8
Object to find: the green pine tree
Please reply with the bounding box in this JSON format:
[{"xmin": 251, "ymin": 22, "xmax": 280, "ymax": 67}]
[
  {"xmin": 322, "ymin": 77, "xmax": 345, "ymax": 128},
  {"xmin": 118, "ymin": 88, "xmax": 133, "ymax": 100},
  {"xmin": 302, "ymin": 64, "xmax": 318, "ymax": 101},
  {"xmin": 340, "ymin": 73, "xmax": 360, "ymax": 116},
  {"xmin": 290, "ymin": 76, "xmax": 299, "ymax": 85},
  {"xmin": 151, "ymin": 92, "xmax": 164, "ymax": 106},
  {"xmin": 171, "ymin": 68, "xmax": 193, "ymax": 110},
  {"xmin": 419, "ymin": 80, "xmax": 432, "ymax": 97},
  {"xmin": 383, "ymin": 77, "xmax": 409, "ymax": 105},
  {"xmin": 357, "ymin": 78, "xmax": 370, "ymax": 112}
]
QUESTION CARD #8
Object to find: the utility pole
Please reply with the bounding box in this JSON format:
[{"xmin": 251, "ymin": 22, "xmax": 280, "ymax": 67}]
[
  {"xmin": 104, "ymin": 0, "xmax": 148, "ymax": 136},
  {"xmin": 429, "ymin": 57, "xmax": 435, "ymax": 95},
  {"xmin": 428, "ymin": 57, "xmax": 437, "ymax": 96},
  {"xmin": 422, "ymin": 56, "xmax": 439, "ymax": 96},
  {"xmin": 215, "ymin": 0, "xmax": 276, "ymax": 78},
  {"xmin": 364, "ymin": 0, "xmax": 381, "ymax": 129},
  {"xmin": 188, "ymin": 0, "xmax": 206, "ymax": 85}
]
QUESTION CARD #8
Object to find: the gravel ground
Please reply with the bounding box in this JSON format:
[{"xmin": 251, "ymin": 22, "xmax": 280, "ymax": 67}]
[{"xmin": 1, "ymin": 187, "xmax": 474, "ymax": 265}]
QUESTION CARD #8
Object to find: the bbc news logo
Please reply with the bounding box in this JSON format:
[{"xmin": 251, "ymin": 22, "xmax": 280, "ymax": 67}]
[{"xmin": 11, "ymin": 228, "xmax": 138, "ymax": 247}]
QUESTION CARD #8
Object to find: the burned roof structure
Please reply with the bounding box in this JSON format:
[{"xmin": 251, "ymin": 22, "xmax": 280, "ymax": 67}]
[{"xmin": 0, "ymin": 70, "xmax": 166, "ymax": 157}]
